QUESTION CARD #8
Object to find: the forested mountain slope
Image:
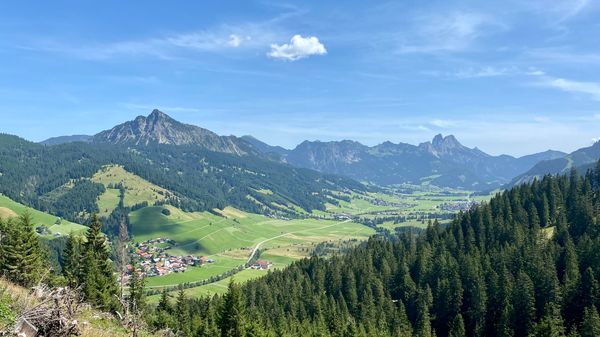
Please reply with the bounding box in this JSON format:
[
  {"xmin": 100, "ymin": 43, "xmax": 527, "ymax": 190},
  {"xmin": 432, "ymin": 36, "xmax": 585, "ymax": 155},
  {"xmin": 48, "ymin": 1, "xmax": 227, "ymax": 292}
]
[
  {"xmin": 152, "ymin": 163, "xmax": 600, "ymax": 337},
  {"xmin": 511, "ymin": 141, "xmax": 600, "ymax": 187},
  {"xmin": 0, "ymin": 133, "xmax": 364, "ymax": 224}
]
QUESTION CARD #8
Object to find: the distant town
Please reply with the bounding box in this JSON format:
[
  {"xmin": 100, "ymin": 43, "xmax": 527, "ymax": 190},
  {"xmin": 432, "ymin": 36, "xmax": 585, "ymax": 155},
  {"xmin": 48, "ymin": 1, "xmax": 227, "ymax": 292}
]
[{"xmin": 130, "ymin": 238, "xmax": 215, "ymax": 278}]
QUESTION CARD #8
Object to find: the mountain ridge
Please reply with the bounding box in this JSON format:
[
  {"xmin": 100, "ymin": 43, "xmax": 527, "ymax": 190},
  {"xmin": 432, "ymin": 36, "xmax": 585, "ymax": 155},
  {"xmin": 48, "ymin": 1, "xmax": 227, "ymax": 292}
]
[
  {"xmin": 253, "ymin": 133, "xmax": 566, "ymax": 189},
  {"xmin": 92, "ymin": 109, "xmax": 252, "ymax": 155},
  {"xmin": 509, "ymin": 140, "xmax": 600, "ymax": 186},
  {"xmin": 35, "ymin": 110, "xmax": 568, "ymax": 190}
]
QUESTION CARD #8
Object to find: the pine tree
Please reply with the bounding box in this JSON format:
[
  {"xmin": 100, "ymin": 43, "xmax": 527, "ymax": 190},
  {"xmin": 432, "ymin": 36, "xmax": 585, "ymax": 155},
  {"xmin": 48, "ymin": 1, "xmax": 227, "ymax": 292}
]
[
  {"xmin": 175, "ymin": 287, "xmax": 191, "ymax": 335},
  {"xmin": 414, "ymin": 287, "xmax": 433, "ymax": 337},
  {"xmin": 127, "ymin": 265, "xmax": 145, "ymax": 313},
  {"xmin": 448, "ymin": 313, "xmax": 466, "ymax": 337},
  {"xmin": 219, "ymin": 281, "xmax": 246, "ymax": 337},
  {"xmin": 82, "ymin": 214, "xmax": 118, "ymax": 310},
  {"xmin": 513, "ymin": 271, "xmax": 536, "ymax": 337},
  {"xmin": 62, "ymin": 232, "xmax": 84, "ymax": 287},
  {"xmin": 157, "ymin": 288, "xmax": 171, "ymax": 313},
  {"xmin": 0, "ymin": 211, "xmax": 45, "ymax": 287},
  {"xmin": 127, "ymin": 266, "xmax": 145, "ymax": 337},
  {"xmin": 527, "ymin": 305, "xmax": 566, "ymax": 337},
  {"xmin": 580, "ymin": 306, "xmax": 600, "ymax": 337}
]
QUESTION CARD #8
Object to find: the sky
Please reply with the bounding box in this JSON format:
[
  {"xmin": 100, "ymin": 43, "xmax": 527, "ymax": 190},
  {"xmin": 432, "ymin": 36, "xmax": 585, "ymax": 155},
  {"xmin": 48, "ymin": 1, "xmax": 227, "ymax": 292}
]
[{"xmin": 0, "ymin": 1, "xmax": 599, "ymax": 156}]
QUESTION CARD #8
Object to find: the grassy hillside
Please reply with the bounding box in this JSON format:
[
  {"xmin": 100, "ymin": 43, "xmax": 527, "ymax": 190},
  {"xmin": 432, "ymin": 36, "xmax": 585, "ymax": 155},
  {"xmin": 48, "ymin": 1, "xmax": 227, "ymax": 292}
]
[
  {"xmin": 91, "ymin": 164, "xmax": 174, "ymax": 216},
  {"xmin": 0, "ymin": 194, "xmax": 86, "ymax": 236}
]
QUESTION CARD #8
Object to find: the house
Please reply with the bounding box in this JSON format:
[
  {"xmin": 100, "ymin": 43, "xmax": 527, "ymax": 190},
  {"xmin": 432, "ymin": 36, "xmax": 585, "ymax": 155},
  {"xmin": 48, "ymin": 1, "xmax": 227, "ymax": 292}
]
[{"xmin": 253, "ymin": 260, "xmax": 273, "ymax": 270}]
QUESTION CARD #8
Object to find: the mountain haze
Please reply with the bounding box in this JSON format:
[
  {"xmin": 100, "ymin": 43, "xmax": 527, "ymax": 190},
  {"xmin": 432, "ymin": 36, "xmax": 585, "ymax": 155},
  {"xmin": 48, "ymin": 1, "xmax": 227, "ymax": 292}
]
[
  {"xmin": 252, "ymin": 134, "xmax": 566, "ymax": 189},
  {"xmin": 510, "ymin": 140, "xmax": 600, "ymax": 186},
  {"xmin": 40, "ymin": 134, "xmax": 92, "ymax": 146}
]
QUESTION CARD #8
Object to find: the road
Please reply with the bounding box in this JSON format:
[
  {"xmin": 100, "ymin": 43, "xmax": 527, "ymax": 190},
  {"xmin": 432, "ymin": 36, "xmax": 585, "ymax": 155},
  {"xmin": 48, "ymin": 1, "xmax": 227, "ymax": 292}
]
[{"xmin": 245, "ymin": 219, "xmax": 351, "ymax": 264}]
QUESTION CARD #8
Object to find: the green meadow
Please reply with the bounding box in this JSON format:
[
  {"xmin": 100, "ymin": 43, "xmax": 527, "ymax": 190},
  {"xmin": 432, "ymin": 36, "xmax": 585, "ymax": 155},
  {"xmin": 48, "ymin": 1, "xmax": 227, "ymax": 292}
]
[
  {"xmin": 0, "ymin": 194, "xmax": 87, "ymax": 236},
  {"xmin": 130, "ymin": 204, "xmax": 374, "ymax": 295}
]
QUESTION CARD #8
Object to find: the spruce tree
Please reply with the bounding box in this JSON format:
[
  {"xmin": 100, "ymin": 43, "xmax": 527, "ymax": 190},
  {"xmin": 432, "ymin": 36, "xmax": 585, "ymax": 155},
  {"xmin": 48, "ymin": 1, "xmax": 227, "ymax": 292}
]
[
  {"xmin": 62, "ymin": 232, "xmax": 84, "ymax": 287},
  {"xmin": 448, "ymin": 313, "xmax": 466, "ymax": 337},
  {"xmin": 82, "ymin": 214, "xmax": 118, "ymax": 310},
  {"xmin": 580, "ymin": 306, "xmax": 600, "ymax": 337},
  {"xmin": 219, "ymin": 281, "xmax": 246, "ymax": 337},
  {"xmin": 127, "ymin": 265, "xmax": 145, "ymax": 313},
  {"xmin": 528, "ymin": 305, "xmax": 566, "ymax": 337},
  {"xmin": 0, "ymin": 211, "xmax": 45, "ymax": 287}
]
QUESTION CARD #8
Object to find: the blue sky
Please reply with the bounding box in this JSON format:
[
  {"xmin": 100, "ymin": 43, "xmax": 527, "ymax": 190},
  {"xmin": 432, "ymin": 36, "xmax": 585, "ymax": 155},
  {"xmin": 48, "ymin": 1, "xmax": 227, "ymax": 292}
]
[{"xmin": 0, "ymin": 0, "xmax": 599, "ymax": 156}]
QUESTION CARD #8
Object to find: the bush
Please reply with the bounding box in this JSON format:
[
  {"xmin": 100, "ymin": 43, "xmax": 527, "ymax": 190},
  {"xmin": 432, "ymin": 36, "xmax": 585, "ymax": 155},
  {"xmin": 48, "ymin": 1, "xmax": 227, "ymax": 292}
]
[
  {"xmin": 0, "ymin": 291, "xmax": 16, "ymax": 331},
  {"xmin": 161, "ymin": 208, "xmax": 171, "ymax": 216}
]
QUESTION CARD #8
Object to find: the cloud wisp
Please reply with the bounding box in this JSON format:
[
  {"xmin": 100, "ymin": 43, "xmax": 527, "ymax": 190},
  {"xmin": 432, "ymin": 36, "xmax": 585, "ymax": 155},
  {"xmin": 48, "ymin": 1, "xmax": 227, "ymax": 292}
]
[
  {"xmin": 26, "ymin": 21, "xmax": 283, "ymax": 61},
  {"xmin": 268, "ymin": 35, "xmax": 327, "ymax": 61},
  {"xmin": 398, "ymin": 11, "xmax": 504, "ymax": 54},
  {"xmin": 529, "ymin": 71, "xmax": 600, "ymax": 101}
]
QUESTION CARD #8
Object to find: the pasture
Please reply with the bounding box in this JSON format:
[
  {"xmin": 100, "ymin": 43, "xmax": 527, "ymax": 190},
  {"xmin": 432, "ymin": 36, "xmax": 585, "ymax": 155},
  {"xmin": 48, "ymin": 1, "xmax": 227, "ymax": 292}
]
[{"xmin": 0, "ymin": 194, "xmax": 87, "ymax": 236}]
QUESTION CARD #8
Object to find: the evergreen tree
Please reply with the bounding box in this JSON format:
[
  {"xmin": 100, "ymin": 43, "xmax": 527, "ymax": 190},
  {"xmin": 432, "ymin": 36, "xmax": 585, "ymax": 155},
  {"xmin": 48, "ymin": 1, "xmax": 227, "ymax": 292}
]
[
  {"xmin": 0, "ymin": 211, "xmax": 45, "ymax": 287},
  {"xmin": 219, "ymin": 281, "xmax": 246, "ymax": 337},
  {"xmin": 528, "ymin": 305, "xmax": 566, "ymax": 337},
  {"xmin": 62, "ymin": 232, "xmax": 84, "ymax": 287},
  {"xmin": 448, "ymin": 313, "xmax": 466, "ymax": 337},
  {"xmin": 127, "ymin": 265, "xmax": 145, "ymax": 313},
  {"xmin": 580, "ymin": 306, "xmax": 600, "ymax": 337},
  {"xmin": 175, "ymin": 287, "xmax": 190, "ymax": 335},
  {"xmin": 81, "ymin": 214, "xmax": 118, "ymax": 310}
]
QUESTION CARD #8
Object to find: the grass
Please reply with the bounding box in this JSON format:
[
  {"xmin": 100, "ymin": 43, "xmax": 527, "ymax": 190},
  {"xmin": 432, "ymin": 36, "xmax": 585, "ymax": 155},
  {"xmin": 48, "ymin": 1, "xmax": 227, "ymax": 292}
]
[
  {"xmin": 130, "ymin": 206, "xmax": 373, "ymax": 257},
  {"xmin": 91, "ymin": 165, "xmax": 173, "ymax": 214},
  {"xmin": 144, "ymin": 255, "xmax": 247, "ymax": 287},
  {"xmin": 130, "ymin": 204, "xmax": 374, "ymax": 296},
  {"xmin": 0, "ymin": 194, "xmax": 87, "ymax": 236}
]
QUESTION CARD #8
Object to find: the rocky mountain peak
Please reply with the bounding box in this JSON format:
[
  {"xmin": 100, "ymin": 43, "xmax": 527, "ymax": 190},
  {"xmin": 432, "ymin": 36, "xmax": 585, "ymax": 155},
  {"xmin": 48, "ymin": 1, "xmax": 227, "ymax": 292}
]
[{"xmin": 92, "ymin": 110, "xmax": 250, "ymax": 155}]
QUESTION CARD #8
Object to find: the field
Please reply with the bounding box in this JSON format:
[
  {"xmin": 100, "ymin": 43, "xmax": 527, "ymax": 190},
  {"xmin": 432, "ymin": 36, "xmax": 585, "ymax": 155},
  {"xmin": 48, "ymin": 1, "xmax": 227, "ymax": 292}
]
[
  {"xmin": 130, "ymin": 204, "xmax": 374, "ymax": 297},
  {"xmin": 91, "ymin": 165, "xmax": 173, "ymax": 216},
  {"xmin": 130, "ymin": 206, "xmax": 373, "ymax": 257},
  {"xmin": 0, "ymin": 194, "xmax": 87, "ymax": 236}
]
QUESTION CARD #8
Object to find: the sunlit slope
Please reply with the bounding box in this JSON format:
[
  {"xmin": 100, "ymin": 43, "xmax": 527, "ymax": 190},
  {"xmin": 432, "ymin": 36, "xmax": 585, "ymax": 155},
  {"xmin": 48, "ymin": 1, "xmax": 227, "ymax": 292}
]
[{"xmin": 0, "ymin": 194, "xmax": 87, "ymax": 235}]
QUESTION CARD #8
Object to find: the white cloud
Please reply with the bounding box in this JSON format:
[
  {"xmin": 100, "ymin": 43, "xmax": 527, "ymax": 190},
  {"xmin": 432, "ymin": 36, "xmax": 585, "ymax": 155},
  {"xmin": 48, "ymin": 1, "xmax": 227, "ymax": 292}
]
[
  {"xmin": 526, "ymin": 69, "xmax": 546, "ymax": 76},
  {"xmin": 454, "ymin": 66, "xmax": 511, "ymax": 78},
  {"xmin": 268, "ymin": 35, "xmax": 327, "ymax": 61}
]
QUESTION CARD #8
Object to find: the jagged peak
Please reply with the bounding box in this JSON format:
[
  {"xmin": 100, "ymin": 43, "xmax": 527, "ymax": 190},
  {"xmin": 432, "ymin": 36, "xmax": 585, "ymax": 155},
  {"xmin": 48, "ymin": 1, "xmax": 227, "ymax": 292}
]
[{"xmin": 432, "ymin": 133, "xmax": 444, "ymax": 146}]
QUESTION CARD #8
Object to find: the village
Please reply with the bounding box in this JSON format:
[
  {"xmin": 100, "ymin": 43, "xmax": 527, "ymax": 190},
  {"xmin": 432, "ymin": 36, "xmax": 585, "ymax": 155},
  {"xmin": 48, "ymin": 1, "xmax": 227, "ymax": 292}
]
[{"xmin": 130, "ymin": 237, "xmax": 215, "ymax": 277}]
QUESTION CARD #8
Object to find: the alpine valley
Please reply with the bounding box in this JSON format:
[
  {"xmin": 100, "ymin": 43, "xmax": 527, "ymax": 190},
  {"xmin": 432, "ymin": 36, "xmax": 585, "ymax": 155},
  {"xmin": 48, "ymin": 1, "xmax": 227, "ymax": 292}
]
[{"xmin": 3, "ymin": 110, "xmax": 600, "ymax": 337}]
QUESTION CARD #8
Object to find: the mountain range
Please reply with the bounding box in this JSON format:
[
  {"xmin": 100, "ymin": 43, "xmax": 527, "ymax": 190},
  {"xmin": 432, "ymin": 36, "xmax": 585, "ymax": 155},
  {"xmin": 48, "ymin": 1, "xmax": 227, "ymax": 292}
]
[
  {"xmin": 242, "ymin": 133, "xmax": 566, "ymax": 189},
  {"xmin": 509, "ymin": 140, "xmax": 600, "ymax": 186},
  {"xmin": 38, "ymin": 109, "xmax": 600, "ymax": 191}
]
